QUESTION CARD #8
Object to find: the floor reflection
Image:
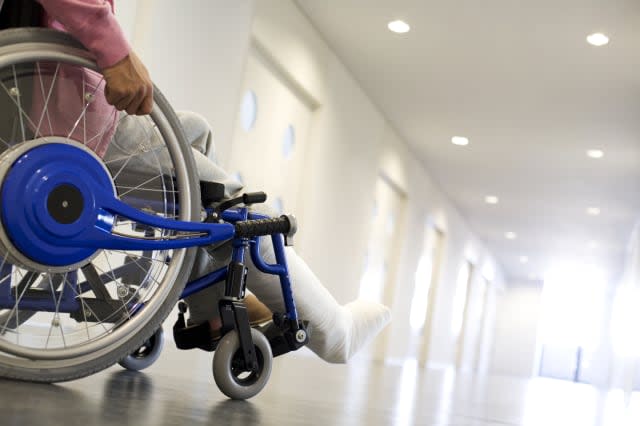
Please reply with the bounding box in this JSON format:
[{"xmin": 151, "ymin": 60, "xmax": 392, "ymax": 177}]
[{"xmin": 3, "ymin": 346, "xmax": 640, "ymax": 425}]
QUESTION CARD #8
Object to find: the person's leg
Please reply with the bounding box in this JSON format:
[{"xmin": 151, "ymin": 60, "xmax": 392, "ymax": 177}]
[
  {"xmin": 177, "ymin": 113, "xmax": 391, "ymax": 362},
  {"xmin": 245, "ymin": 205, "xmax": 391, "ymax": 363},
  {"xmin": 108, "ymin": 113, "xmax": 391, "ymax": 362},
  {"xmin": 247, "ymin": 240, "xmax": 391, "ymax": 363},
  {"xmin": 105, "ymin": 112, "xmax": 250, "ymax": 327},
  {"xmin": 106, "ymin": 111, "xmax": 242, "ymax": 198},
  {"xmin": 168, "ymin": 111, "xmax": 244, "ymax": 325},
  {"xmin": 176, "ymin": 111, "xmax": 215, "ymax": 160},
  {"xmin": 168, "ymin": 112, "xmax": 273, "ymax": 328},
  {"xmin": 184, "ymin": 244, "xmax": 272, "ymax": 328}
]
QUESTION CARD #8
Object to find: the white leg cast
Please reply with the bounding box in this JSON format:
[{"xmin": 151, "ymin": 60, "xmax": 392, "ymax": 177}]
[{"xmin": 247, "ymin": 237, "xmax": 391, "ymax": 363}]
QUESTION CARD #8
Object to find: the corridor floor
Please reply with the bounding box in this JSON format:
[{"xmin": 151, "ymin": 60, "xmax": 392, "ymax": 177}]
[{"xmin": 1, "ymin": 344, "xmax": 638, "ymax": 425}]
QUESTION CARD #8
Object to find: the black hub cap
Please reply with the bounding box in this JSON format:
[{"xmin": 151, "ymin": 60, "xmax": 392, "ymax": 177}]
[{"xmin": 47, "ymin": 184, "xmax": 84, "ymax": 224}]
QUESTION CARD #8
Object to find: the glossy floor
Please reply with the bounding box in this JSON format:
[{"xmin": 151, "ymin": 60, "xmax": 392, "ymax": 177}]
[{"xmin": 1, "ymin": 345, "xmax": 639, "ymax": 425}]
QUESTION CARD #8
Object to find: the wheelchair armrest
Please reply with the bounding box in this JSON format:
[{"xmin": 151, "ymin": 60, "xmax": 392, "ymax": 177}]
[{"xmin": 200, "ymin": 180, "xmax": 226, "ymax": 206}]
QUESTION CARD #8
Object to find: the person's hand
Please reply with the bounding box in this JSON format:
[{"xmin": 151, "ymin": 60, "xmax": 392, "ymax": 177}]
[{"xmin": 102, "ymin": 50, "xmax": 153, "ymax": 115}]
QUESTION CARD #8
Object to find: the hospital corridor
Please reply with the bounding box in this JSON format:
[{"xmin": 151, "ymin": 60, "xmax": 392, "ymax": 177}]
[{"xmin": 0, "ymin": 1, "xmax": 639, "ymax": 425}]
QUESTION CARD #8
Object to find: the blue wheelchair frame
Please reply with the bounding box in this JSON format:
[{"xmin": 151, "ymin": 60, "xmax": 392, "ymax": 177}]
[
  {"xmin": 0, "ymin": 142, "xmax": 300, "ymax": 328},
  {"xmin": 182, "ymin": 208, "xmax": 298, "ymax": 322},
  {"xmin": 0, "ymin": 208, "xmax": 299, "ymax": 326}
]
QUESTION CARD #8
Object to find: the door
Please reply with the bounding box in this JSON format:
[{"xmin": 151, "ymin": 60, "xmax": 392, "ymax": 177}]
[
  {"xmin": 228, "ymin": 43, "xmax": 314, "ymax": 221},
  {"xmin": 416, "ymin": 226, "xmax": 445, "ymax": 366}
]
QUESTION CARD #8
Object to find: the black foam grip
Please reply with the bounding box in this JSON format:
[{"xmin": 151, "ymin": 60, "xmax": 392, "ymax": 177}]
[{"xmin": 234, "ymin": 216, "xmax": 291, "ymax": 238}]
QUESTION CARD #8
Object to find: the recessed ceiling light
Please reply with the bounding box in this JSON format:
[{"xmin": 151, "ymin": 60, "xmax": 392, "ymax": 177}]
[
  {"xmin": 505, "ymin": 232, "xmax": 517, "ymax": 240},
  {"xmin": 485, "ymin": 195, "xmax": 499, "ymax": 204},
  {"xmin": 388, "ymin": 20, "xmax": 410, "ymax": 34},
  {"xmin": 587, "ymin": 33, "xmax": 609, "ymax": 47},
  {"xmin": 520, "ymin": 256, "xmax": 529, "ymax": 263},
  {"xmin": 587, "ymin": 149, "xmax": 604, "ymax": 159},
  {"xmin": 451, "ymin": 136, "xmax": 469, "ymax": 146},
  {"xmin": 586, "ymin": 207, "xmax": 601, "ymax": 216}
]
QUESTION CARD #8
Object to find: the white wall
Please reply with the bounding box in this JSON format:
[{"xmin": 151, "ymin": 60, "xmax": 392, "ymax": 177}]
[
  {"xmin": 249, "ymin": 0, "xmax": 505, "ymax": 369},
  {"xmin": 116, "ymin": 0, "xmax": 256, "ymax": 167},
  {"xmin": 117, "ymin": 0, "xmax": 507, "ymax": 370},
  {"xmin": 608, "ymin": 223, "xmax": 640, "ymax": 390}
]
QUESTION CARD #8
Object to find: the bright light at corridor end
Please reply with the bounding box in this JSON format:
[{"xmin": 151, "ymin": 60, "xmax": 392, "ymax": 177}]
[
  {"xmin": 505, "ymin": 232, "xmax": 517, "ymax": 240},
  {"xmin": 387, "ymin": 20, "xmax": 410, "ymax": 34},
  {"xmin": 587, "ymin": 33, "xmax": 609, "ymax": 46},
  {"xmin": 485, "ymin": 195, "xmax": 499, "ymax": 204}
]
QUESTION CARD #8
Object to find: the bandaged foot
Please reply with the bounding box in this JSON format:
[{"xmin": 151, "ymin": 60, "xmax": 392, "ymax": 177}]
[
  {"xmin": 247, "ymin": 238, "xmax": 391, "ymax": 363},
  {"xmin": 308, "ymin": 299, "xmax": 391, "ymax": 363}
]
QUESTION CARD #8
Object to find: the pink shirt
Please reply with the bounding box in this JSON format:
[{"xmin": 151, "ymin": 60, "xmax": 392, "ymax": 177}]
[
  {"xmin": 33, "ymin": 0, "xmax": 132, "ymax": 157},
  {"xmin": 37, "ymin": 0, "xmax": 130, "ymax": 68}
]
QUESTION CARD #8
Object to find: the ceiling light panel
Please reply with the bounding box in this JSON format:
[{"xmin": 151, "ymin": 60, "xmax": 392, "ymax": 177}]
[
  {"xmin": 587, "ymin": 33, "xmax": 609, "ymax": 46},
  {"xmin": 587, "ymin": 149, "xmax": 604, "ymax": 159},
  {"xmin": 388, "ymin": 20, "xmax": 410, "ymax": 33},
  {"xmin": 586, "ymin": 207, "xmax": 600, "ymax": 216},
  {"xmin": 451, "ymin": 136, "xmax": 469, "ymax": 146}
]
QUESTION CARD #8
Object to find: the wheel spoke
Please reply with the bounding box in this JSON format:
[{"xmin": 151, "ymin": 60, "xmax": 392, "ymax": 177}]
[
  {"xmin": 34, "ymin": 62, "xmax": 59, "ymax": 137},
  {"xmin": 80, "ymin": 263, "xmax": 112, "ymax": 301},
  {"xmin": 109, "ymin": 117, "xmax": 157, "ymax": 180},
  {"xmin": 61, "ymin": 272, "xmax": 110, "ymax": 335},
  {"xmin": 107, "ymin": 249, "xmax": 170, "ymax": 266},
  {"xmin": 0, "ymin": 72, "xmax": 41, "ymax": 139},
  {"xmin": 65, "ymin": 77, "xmax": 104, "ymax": 141},
  {"xmin": 0, "ymin": 269, "xmax": 38, "ymax": 337},
  {"xmin": 96, "ymin": 252, "xmax": 132, "ymax": 320},
  {"xmin": 12, "ymin": 65, "xmax": 25, "ymax": 142},
  {"xmin": 118, "ymin": 173, "xmax": 167, "ymax": 198},
  {"xmin": 86, "ymin": 107, "xmax": 119, "ymax": 155},
  {"xmin": 45, "ymin": 274, "xmax": 67, "ymax": 349}
]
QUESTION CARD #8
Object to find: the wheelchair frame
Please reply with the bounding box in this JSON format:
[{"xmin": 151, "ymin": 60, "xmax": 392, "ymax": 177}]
[
  {"xmin": 0, "ymin": 206, "xmax": 300, "ymax": 329},
  {"xmin": 0, "ymin": 26, "xmax": 309, "ymax": 400}
]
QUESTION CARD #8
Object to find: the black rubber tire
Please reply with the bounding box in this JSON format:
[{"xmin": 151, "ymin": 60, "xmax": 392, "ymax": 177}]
[{"xmin": 0, "ymin": 28, "xmax": 199, "ymax": 383}]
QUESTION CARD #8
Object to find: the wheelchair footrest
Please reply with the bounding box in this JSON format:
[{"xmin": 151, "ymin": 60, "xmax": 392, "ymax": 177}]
[
  {"xmin": 267, "ymin": 317, "xmax": 310, "ymax": 357},
  {"xmin": 173, "ymin": 312, "xmax": 219, "ymax": 352},
  {"xmin": 173, "ymin": 308, "xmax": 310, "ymax": 356}
]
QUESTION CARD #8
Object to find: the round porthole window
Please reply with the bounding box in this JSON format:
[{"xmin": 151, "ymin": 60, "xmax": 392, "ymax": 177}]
[
  {"xmin": 282, "ymin": 125, "xmax": 295, "ymax": 159},
  {"xmin": 240, "ymin": 90, "xmax": 257, "ymax": 131}
]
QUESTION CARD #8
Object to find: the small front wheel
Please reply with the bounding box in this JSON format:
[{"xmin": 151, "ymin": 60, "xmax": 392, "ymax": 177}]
[
  {"xmin": 118, "ymin": 328, "xmax": 165, "ymax": 371},
  {"xmin": 213, "ymin": 328, "xmax": 273, "ymax": 400}
]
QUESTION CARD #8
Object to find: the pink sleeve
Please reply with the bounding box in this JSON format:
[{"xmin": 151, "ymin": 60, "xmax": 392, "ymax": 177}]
[{"xmin": 36, "ymin": 0, "xmax": 131, "ymax": 69}]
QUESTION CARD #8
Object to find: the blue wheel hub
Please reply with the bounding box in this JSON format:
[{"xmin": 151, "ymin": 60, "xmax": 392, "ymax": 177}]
[{"xmin": 1, "ymin": 143, "xmax": 115, "ymax": 266}]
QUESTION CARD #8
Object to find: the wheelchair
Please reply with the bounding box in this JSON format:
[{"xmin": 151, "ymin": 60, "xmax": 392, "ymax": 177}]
[{"xmin": 0, "ymin": 27, "xmax": 309, "ymax": 400}]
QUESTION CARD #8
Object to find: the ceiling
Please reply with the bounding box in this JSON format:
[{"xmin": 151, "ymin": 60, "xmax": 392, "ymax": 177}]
[{"xmin": 296, "ymin": 0, "xmax": 640, "ymax": 284}]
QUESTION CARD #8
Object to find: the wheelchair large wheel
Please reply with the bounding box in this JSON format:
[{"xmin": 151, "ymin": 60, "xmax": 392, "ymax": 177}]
[{"xmin": 0, "ymin": 28, "xmax": 200, "ymax": 382}]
